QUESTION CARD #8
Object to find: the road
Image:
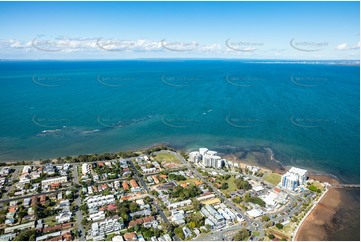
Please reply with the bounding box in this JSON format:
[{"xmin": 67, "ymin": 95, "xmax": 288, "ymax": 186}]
[
  {"xmin": 73, "ymin": 165, "xmax": 85, "ymax": 241},
  {"xmin": 0, "ymin": 166, "xmax": 21, "ymax": 200},
  {"xmin": 0, "ymin": 188, "xmax": 68, "ymax": 204},
  {"xmin": 194, "ymin": 223, "xmax": 243, "ymax": 241}
]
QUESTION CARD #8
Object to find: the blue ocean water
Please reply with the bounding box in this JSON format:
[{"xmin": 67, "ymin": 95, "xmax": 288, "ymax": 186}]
[{"xmin": 0, "ymin": 60, "xmax": 359, "ymax": 183}]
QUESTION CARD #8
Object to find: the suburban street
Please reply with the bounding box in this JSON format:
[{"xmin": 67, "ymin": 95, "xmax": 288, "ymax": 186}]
[
  {"xmin": 0, "ymin": 188, "xmax": 68, "ymax": 205},
  {"xmin": 72, "ymin": 165, "xmax": 85, "ymax": 240}
]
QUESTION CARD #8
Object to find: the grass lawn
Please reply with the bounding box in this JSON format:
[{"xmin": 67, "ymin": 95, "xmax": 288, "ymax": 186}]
[
  {"xmin": 201, "ymin": 198, "xmax": 221, "ymax": 205},
  {"xmin": 263, "ymin": 172, "xmax": 282, "ymax": 185},
  {"xmin": 309, "ymin": 180, "xmax": 325, "ymax": 191},
  {"xmin": 105, "ymin": 234, "xmax": 117, "ymax": 241},
  {"xmin": 267, "ymin": 227, "xmax": 289, "ymax": 240},
  {"xmin": 44, "ymin": 216, "xmax": 57, "ymax": 226},
  {"xmin": 220, "ymin": 176, "xmax": 238, "ymax": 195},
  {"xmin": 177, "ymin": 178, "xmax": 199, "ymax": 185},
  {"xmin": 282, "ymin": 223, "xmax": 296, "ymax": 237},
  {"xmin": 154, "ymin": 153, "xmax": 181, "ymax": 164},
  {"xmin": 252, "ymin": 231, "xmax": 260, "ymax": 236}
]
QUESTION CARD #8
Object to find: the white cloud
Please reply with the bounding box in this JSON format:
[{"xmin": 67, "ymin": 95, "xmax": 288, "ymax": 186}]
[{"xmin": 336, "ymin": 42, "xmax": 360, "ymax": 50}]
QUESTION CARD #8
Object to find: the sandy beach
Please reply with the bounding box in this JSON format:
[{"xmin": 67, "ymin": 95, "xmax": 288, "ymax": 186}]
[{"xmin": 294, "ymin": 175, "xmax": 360, "ymax": 241}]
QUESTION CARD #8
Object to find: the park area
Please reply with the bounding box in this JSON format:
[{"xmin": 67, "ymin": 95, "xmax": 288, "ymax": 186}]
[
  {"xmin": 152, "ymin": 152, "xmax": 184, "ymax": 169},
  {"xmin": 153, "ymin": 153, "xmax": 181, "ymax": 163},
  {"xmin": 263, "ymin": 172, "xmax": 282, "ymax": 185}
]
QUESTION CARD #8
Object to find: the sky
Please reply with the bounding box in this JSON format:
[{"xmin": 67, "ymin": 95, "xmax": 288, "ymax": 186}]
[{"xmin": 0, "ymin": 1, "xmax": 359, "ymax": 60}]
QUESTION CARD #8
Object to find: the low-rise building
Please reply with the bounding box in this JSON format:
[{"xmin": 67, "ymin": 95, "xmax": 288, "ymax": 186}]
[
  {"xmin": 170, "ymin": 210, "xmax": 185, "ymax": 225},
  {"xmin": 195, "ymin": 193, "xmax": 215, "ymax": 202},
  {"xmin": 82, "ymin": 163, "xmax": 91, "ymax": 175},
  {"xmin": 56, "ymin": 211, "xmax": 72, "ymax": 223},
  {"xmin": 200, "ymin": 204, "xmax": 226, "ymax": 229},
  {"xmin": 91, "ymin": 215, "xmax": 123, "ymax": 238},
  {"xmin": 167, "ymin": 199, "xmax": 192, "ymax": 210},
  {"xmin": 85, "ymin": 195, "xmax": 115, "ymax": 209},
  {"xmin": 123, "ymin": 232, "xmax": 137, "ymax": 241},
  {"xmin": 4, "ymin": 221, "xmax": 35, "ymax": 233},
  {"xmin": 246, "ymin": 208, "xmax": 264, "ymax": 218},
  {"xmin": 182, "ymin": 227, "xmax": 192, "ymax": 238},
  {"xmin": 88, "ymin": 211, "xmax": 106, "ymax": 222},
  {"xmin": 129, "ymin": 179, "xmax": 139, "ymax": 188},
  {"xmin": 41, "ymin": 176, "xmax": 67, "ymax": 187}
]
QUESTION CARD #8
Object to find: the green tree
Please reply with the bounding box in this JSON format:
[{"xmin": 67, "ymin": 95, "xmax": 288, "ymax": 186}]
[
  {"xmin": 308, "ymin": 185, "xmax": 318, "ymax": 192},
  {"xmin": 191, "ymin": 198, "xmax": 201, "ymax": 211},
  {"xmin": 262, "ymin": 215, "xmax": 270, "ymax": 222},
  {"xmin": 233, "ymin": 228, "xmax": 250, "ymax": 241},
  {"xmin": 220, "ymin": 183, "xmax": 229, "ymax": 190},
  {"xmin": 174, "ymin": 227, "xmax": 185, "ymax": 240},
  {"xmin": 144, "ymin": 196, "xmax": 154, "ymax": 204},
  {"xmin": 275, "ymin": 223, "xmax": 284, "ymax": 229},
  {"xmin": 224, "ymin": 174, "xmax": 231, "ymax": 180},
  {"xmin": 14, "ymin": 229, "xmax": 35, "ymax": 241},
  {"xmin": 188, "ymin": 221, "xmax": 196, "ymax": 229},
  {"xmin": 81, "ymin": 218, "xmax": 88, "ymax": 226},
  {"xmin": 129, "ymin": 202, "xmax": 139, "ymax": 212},
  {"xmin": 186, "ymin": 212, "xmax": 205, "ymax": 228},
  {"xmin": 17, "ymin": 210, "xmax": 28, "ymax": 221},
  {"xmin": 235, "ymin": 178, "xmax": 252, "ymax": 190},
  {"xmin": 150, "ymin": 190, "xmax": 159, "ymax": 197}
]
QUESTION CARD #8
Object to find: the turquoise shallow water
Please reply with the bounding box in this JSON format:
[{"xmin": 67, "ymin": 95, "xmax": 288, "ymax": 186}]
[{"xmin": 0, "ymin": 60, "xmax": 359, "ymax": 183}]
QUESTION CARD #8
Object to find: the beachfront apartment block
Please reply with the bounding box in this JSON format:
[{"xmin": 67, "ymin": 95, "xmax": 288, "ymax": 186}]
[
  {"xmin": 189, "ymin": 151, "xmax": 202, "ymax": 163},
  {"xmin": 188, "ymin": 148, "xmax": 224, "ymax": 169},
  {"xmin": 281, "ymin": 167, "xmax": 308, "ymax": 190}
]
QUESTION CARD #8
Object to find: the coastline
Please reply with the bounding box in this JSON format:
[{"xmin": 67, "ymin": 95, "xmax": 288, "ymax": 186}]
[
  {"xmin": 294, "ymin": 175, "xmax": 342, "ymax": 241},
  {"xmin": 221, "ymin": 152, "xmax": 354, "ymax": 241},
  {"xmin": 1, "ymin": 146, "xmax": 358, "ymax": 241}
]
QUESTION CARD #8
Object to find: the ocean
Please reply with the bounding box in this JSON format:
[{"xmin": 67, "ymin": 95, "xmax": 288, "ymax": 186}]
[
  {"xmin": 0, "ymin": 60, "xmax": 359, "ymax": 240},
  {"xmin": 0, "ymin": 60, "xmax": 359, "ymax": 183}
]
